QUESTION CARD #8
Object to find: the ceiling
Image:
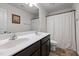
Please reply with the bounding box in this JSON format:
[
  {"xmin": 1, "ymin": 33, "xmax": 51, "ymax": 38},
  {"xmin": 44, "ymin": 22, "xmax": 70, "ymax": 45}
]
[
  {"xmin": 9, "ymin": 3, "xmax": 39, "ymax": 16},
  {"xmin": 39, "ymin": 3, "xmax": 73, "ymax": 13},
  {"xmin": 9, "ymin": 3, "xmax": 73, "ymax": 17}
]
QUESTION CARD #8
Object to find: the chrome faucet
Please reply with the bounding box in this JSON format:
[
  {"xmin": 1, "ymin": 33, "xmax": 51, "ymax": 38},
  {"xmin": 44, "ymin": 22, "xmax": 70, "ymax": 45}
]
[
  {"xmin": 35, "ymin": 31, "xmax": 38, "ymax": 35},
  {"xmin": 10, "ymin": 33, "xmax": 17, "ymax": 40}
]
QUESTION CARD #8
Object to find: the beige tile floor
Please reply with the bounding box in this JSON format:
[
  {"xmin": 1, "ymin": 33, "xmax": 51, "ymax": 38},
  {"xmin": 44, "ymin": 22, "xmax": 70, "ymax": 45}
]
[{"xmin": 49, "ymin": 48, "xmax": 78, "ymax": 56}]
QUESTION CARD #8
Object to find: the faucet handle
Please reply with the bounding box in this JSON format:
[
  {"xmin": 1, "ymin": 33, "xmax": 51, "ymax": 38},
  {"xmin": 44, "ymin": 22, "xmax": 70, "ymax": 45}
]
[
  {"xmin": 9, "ymin": 33, "xmax": 17, "ymax": 40},
  {"xmin": 13, "ymin": 34, "xmax": 17, "ymax": 39}
]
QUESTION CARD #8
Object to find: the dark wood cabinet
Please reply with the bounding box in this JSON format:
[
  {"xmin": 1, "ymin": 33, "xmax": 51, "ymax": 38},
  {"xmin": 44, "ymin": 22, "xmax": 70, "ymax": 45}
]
[
  {"xmin": 32, "ymin": 49, "xmax": 40, "ymax": 56},
  {"xmin": 13, "ymin": 35, "xmax": 50, "ymax": 56},
  {"xmin": 41, "ymin": 35, "xmax": 50, "ymax": 56},
  {"xmin": 14, "ymin": 41, "xmax": 40, "ymax": 56},
  {"xmin": 41, "ymin": 40, "xmax": 50, "ymax": 56},
  {"xmin": 47, "ymin": 40, "xmax": 50, "ymax": 55},
  {"xmin": 41, "ymin": 42, "xmax": 47, "ymax": 56}
]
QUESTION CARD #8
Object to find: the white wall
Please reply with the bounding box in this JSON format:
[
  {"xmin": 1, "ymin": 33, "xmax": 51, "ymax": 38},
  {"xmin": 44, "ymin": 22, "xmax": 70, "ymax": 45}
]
[
  {"xmin": 31, "ymin": 5, "xmax": 47, "ymax": 32},
  {"xmin": 38, "ymin": 5, "xmax": 47, "ymax": 32},
  {"xmin": 0, "ymin": 3, "xmax": 34, "ymax": 33},
  {"xmin": 0, "ymin": 8, "xmax": 7, "ymax": 33},
  {"xmin": 73, "ymin": 3, "xmax": 79, "ymax": 54}
]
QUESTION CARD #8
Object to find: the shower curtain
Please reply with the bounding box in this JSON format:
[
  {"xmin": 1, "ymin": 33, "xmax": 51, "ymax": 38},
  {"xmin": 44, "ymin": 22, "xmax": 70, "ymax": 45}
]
[{"xmin": 47, "ymin": 11, "xmax": 76, "ymax": 51}]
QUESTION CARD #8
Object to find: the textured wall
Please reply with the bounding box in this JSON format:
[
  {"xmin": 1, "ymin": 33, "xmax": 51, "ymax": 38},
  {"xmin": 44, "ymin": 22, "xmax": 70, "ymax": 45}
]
[{"xmin": 0, "ymin": 3, "xmax": 34, "ymax": 33}]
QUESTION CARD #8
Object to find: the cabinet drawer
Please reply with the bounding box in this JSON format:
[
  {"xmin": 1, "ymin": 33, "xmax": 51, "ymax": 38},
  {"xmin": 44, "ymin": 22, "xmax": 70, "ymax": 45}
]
[
  {"xmin": 14, "ymin": 40, "xmax": 40, "ymax": 56},
  {"xmin": 41, "ymin": 35, "xmax": 50, "ymax": 44}
]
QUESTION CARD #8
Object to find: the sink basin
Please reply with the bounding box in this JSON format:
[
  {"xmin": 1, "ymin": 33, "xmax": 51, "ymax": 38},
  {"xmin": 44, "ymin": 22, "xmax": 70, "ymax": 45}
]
[
  {"xmin": 0, "ymin": 38, "xmax": 29, "ymax": 49},
  {"xmin": 0, "ymin": 32, "xmax": 43, "ymax": 49},
  {"xmin": 0, "ymin": 34, "xmax": 10, "ymax": 46},
  {"xmin": 0, "ymin": 39, "xmax": 9, "ymax": 46}
]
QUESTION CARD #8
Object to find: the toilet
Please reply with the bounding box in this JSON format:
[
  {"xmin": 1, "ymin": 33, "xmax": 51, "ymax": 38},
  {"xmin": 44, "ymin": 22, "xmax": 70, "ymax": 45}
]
[{"xmin": 51, "ymin": 40, "xmax": 57, "ymax": 51}]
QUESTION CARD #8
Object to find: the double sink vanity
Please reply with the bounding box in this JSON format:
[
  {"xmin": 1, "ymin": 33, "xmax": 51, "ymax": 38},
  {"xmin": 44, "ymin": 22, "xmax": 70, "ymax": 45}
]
[{"xmin": 0, "ymin": 31, "xmax": 50, "ymax": 56}]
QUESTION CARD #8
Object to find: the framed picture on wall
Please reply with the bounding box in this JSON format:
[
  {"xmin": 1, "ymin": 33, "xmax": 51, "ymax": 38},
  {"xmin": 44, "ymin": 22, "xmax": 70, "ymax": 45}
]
[{"xmin": 12, "ymin": 14, "xmax": 20, "ymax": 24}]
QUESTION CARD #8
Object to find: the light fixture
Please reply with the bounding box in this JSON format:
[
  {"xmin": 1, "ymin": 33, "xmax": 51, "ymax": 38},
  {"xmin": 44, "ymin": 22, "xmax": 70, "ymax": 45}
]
[
  {"xmin": 25, "ymin": 3, "xmax": 37, "ymax": 7},
  {"xmin": 29, "ymin": 3, "xmax": 33, "ymax": 7}
]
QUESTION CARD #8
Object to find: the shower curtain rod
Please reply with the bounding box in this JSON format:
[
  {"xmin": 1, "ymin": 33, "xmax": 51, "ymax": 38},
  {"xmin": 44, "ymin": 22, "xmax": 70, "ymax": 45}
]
[{"xmin": 47, "ymin": 10, "xmax": 76, "ymax": 17}]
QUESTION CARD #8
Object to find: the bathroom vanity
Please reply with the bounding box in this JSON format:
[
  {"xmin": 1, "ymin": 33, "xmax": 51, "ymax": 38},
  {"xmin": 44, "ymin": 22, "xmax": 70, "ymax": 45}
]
[
  {"xmin": 0, "ymin": 31, "xmax": 50, "ymax": 56},
  {"xmin": 13, "ymin": 35, "xmax": 50, "ymax": 56}
]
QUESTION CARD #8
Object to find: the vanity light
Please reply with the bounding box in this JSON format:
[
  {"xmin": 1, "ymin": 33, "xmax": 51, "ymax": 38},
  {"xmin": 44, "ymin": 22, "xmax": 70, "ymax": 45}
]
[{"xmin": 25, "ymin": 3, "xmax": 37, "ymax": 7}]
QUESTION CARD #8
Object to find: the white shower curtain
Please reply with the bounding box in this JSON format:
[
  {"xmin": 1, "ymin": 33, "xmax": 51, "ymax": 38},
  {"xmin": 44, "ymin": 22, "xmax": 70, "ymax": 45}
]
[{"xmin": 47, "ymin": 12, "xmax": 76, "ymax": 51}]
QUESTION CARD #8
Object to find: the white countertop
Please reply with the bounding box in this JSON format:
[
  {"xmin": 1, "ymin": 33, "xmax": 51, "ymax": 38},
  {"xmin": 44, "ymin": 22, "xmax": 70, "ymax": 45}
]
[{"xmin": 0, "ymin": 31, "xmax": 50, "ymax": 56}]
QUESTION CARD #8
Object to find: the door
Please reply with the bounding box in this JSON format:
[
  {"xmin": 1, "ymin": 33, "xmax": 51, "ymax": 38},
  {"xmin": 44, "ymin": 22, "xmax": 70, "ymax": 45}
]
[
  {"xmin": 41, "ymin": 40, "xmax": 50, "ymax": 56},
  {"xmin": 41, "ymin": 42, "xmax": 47, "ymax": 56},
  {"xmin": 46, "ymin": 40, "xmax": 50, "ymax": 55}
]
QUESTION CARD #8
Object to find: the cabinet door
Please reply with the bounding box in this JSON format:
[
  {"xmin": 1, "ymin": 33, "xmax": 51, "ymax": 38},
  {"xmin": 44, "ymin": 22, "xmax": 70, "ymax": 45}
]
[
  {"xmin": 46, "ymin": 40, "xmax": 50, "ymax": 55},
  {"xmin": 32, "ymin": 49, "xmax": 40, "ymax": 56},
  {"xmin": 41, "ymin": 40, "xmax": 50, "ymax": 56},
  {"xmin": 41, "ymin": 42, "xmax": 47, "ymax": 56}
]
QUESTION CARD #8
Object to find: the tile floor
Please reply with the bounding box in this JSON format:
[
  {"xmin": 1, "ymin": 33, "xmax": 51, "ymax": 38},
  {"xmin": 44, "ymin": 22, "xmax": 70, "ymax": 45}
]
[{"xmin": 49, "ymin": 48, "xmax": 78, "ymax": 56}]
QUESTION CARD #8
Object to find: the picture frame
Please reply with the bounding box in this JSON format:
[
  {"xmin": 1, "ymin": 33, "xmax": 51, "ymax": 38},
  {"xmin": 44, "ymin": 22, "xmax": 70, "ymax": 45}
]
[{"xmin": 12, "ymin": 14, "xmax": 20, "ymax": 24}]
